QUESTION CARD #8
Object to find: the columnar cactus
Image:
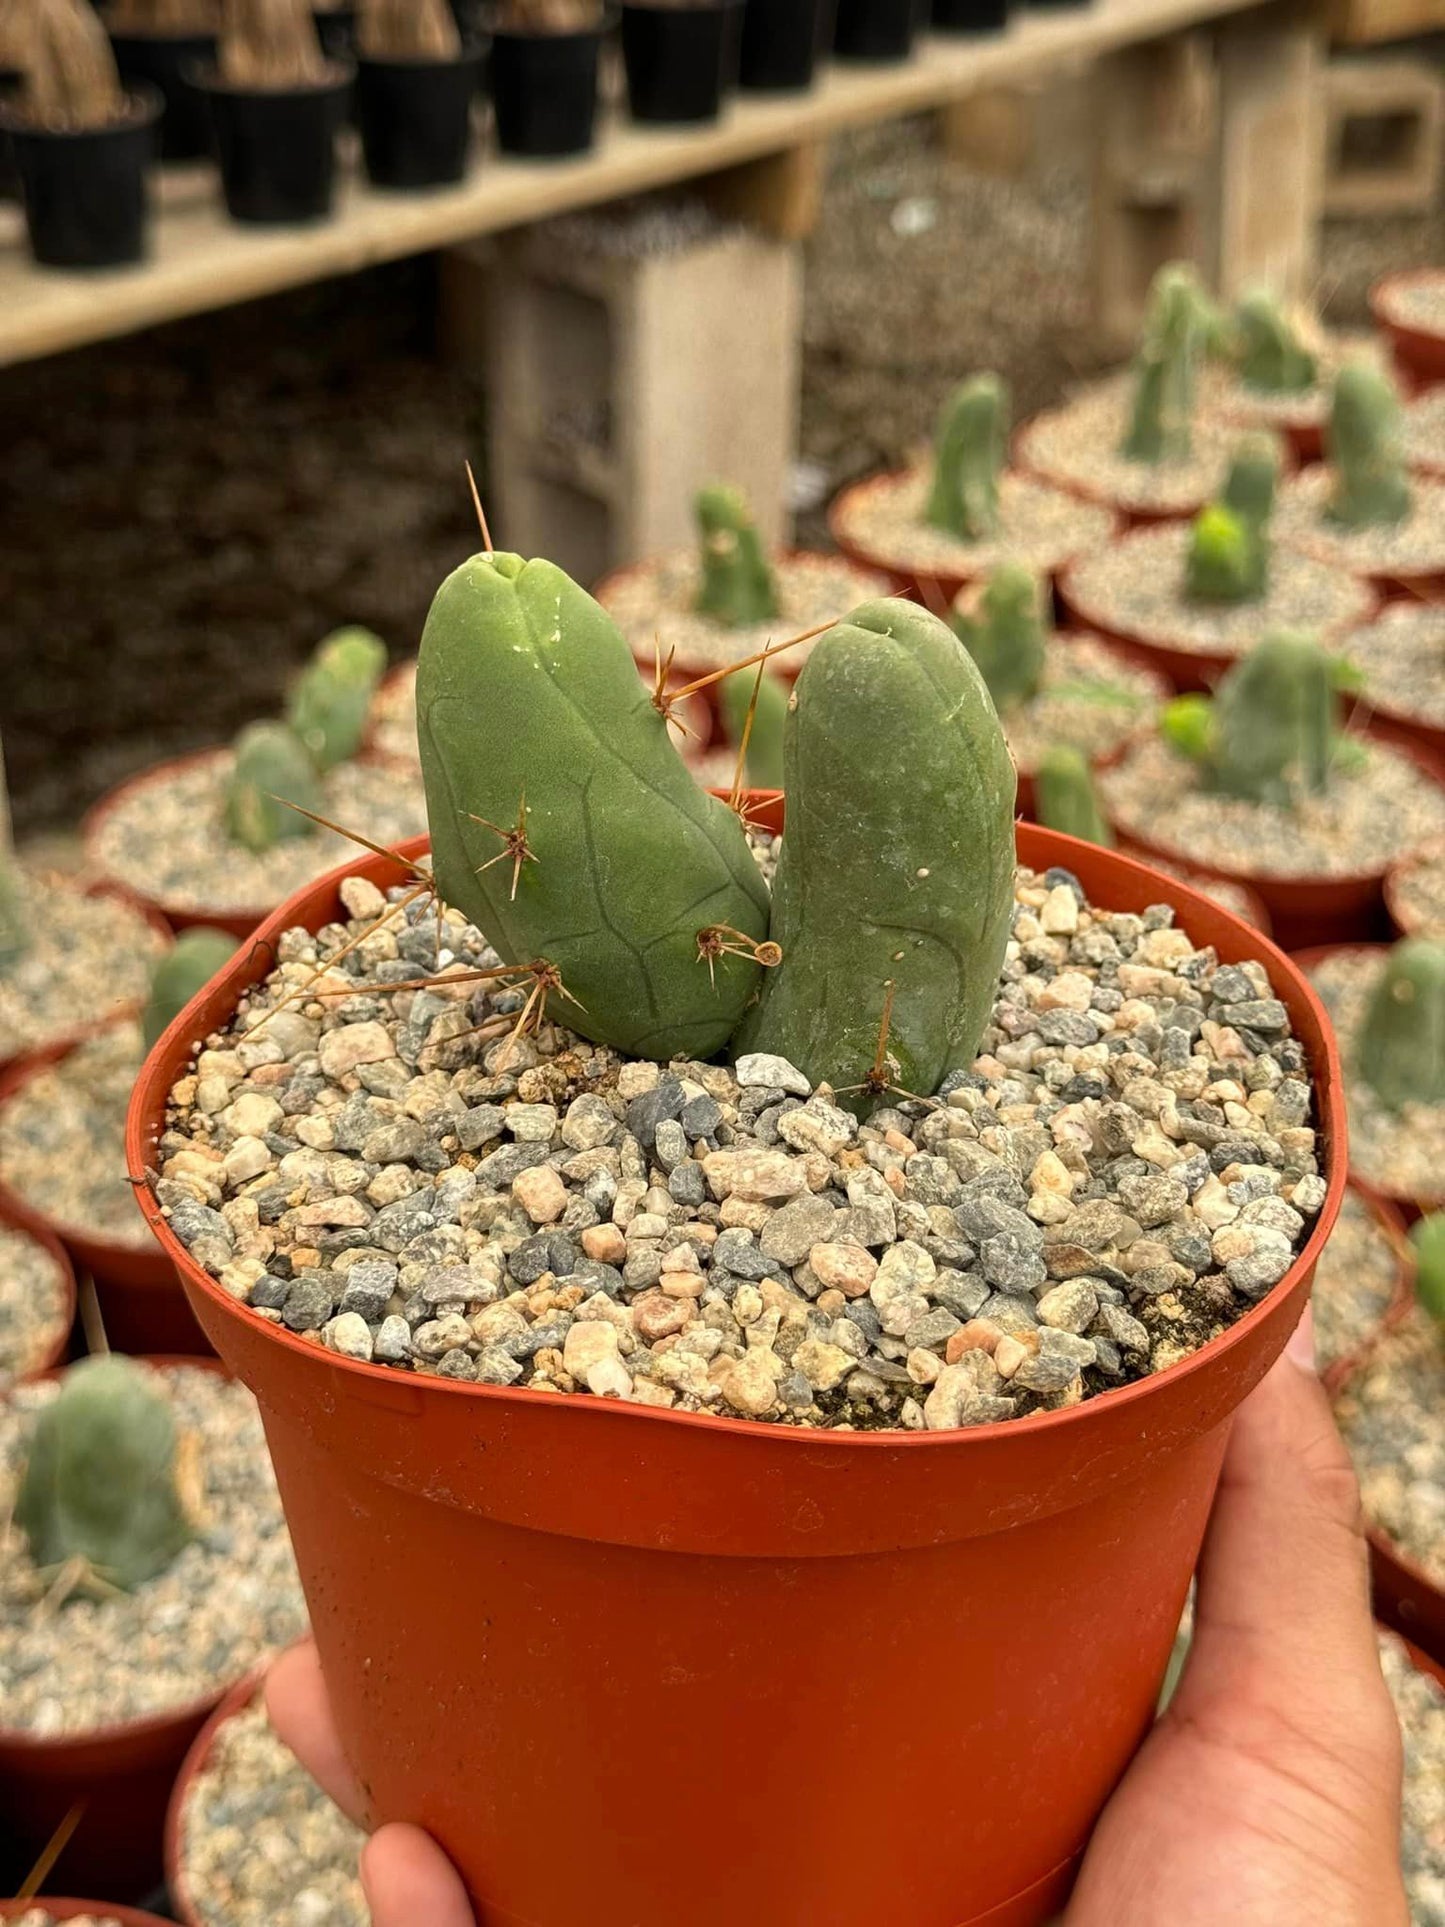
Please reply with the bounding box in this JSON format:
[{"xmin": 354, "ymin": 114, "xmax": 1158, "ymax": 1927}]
[
  {"xmin": 1161, "ymin": 632, "xmax": 1342, "ymax": 806},
  {"xmin": 224, "ymin": 720, "xmax": 326, "ymax": 853},
  {"xmin": 952, "ymin": 563, "xmax": 1047, "ymax": 711},
  {"xmin": 719, "ymin": 664, "xmax": 788, "ymax": 790},
  {"xmin": 1234, "ymin": 290, "xmax": 1317, "ymax": 395},
  {"xmin": 142, "ymin": 930, "xmax": 241, "ymax": 1050},
  {"xmin": 285, "ymin": 628, "xmax": 388, "ymax": 774},
  {"xmin": 417, "ymin": 553, "xmax": 770, "ymax": 1060},
  {"xmin": 1411, "ymin": 1211, "xmax": 1445, "ymax": 1329},
  {"xmin": 497, "ymin": 0, "xmax": 602, "ymax": 26},
  {"xmin": 219, "ymin": 0, "xmax": 328, "ymax": 86},
  {"xmin": 1327, "ymin": 362, "xmax": 1413, "ymax": 531},
  {"xmin": 1035, "ymin": 745, "xmax": 1113, "ymax": 848},
  {"xmin": 18, "ymin": 0, "xmax": 126, "ymax": 128},
  {"xmin": 735, "ymin": 600, "xmax": 1016, "ymax": 1105},
  {"xmin": 693, "ymin": 485, "xmax": 779, "ymax": 628},
  {"xmin": 925, "ymin": 374, "xmax": 1007, "ymax": 542},
  {"xmin": 357, "ymin": 0, "xmax": 461, "ymax": 57},
  {"xmin": 1357, "ymin": 940, "xmax": 1445, "ymax": 1113},
  {"xmin": 1120, "ymin": 265, "xmax": 1209, "ymax": 465},
  {"xmin": 15, "ymin": 1357, "xmax": 198, "ymax": 1595},
  {"xmin": 1185, "ymin": 436, "xmax": 1279, "ymax": 604}
]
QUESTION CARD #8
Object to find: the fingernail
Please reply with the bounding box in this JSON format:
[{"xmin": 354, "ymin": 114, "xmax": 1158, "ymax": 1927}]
[{"xmin": 1285, "ymin": 1303, "xmax": 1317, "ymax": 1372}]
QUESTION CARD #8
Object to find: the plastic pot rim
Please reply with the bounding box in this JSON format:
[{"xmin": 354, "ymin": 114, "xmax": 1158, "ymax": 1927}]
[
  {"xmin": 1369, "ymin": 267, "xmax": 1445, "ymax": 374},
  {"xmin": 355, "ymin": 37, "xmax": 488, "ymax": 73},
  {"xmin": 0, "ymin": 1200, "xmax": 77, "ymax": 1388},
  {"xmin": 128, "ymin": 817, "xmax": 1348, "ymax": 1453},
  {"xmin": 485, "ymin": 4, "xmax": 620, "ymax": 44},
  {"xmin": 188, "ymin": 58, "xmax": 355, "ymax": 98},
  {"xmin": 0, "ymin": 85, "xmax": 161, "ymax": 139},
  {"xmin": 1384, "ymin": 833, "xmax": 1445, "ymax": 938}
]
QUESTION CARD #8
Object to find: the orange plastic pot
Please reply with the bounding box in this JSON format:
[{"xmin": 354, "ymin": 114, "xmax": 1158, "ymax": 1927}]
[
  {"xmin": 1112, "ymin": 841, "xmax": 1273, "ymax": 940},
  {"xmin": 1398, "ymin": 1631, "xmax": 1445, "ymax": 1691},
  {"xmin": 0, "ymin": 1903, "xmax": 175, "ymax": 1926},
  {"xmin": 1370, "ymin": 268, "xmax": 1445, "ymax": 392},
  {"xmin": 0, "ymin": 1043, "xmax": 209, "ymax": 1356},
  {"xmin": 0, "ymin": 1358, "xmax": 240, "ymax": 1899},
  {"xmin": 126, "ymin": 818, "xmax": 1345, "ymax": 1927},
  {"xmin": 0, "ymin": 1202, "xmax": 77, "ymax": 1386}
]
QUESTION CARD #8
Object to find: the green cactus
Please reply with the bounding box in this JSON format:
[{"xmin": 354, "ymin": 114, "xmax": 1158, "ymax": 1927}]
[
  {"xmin": 1411, "ymin": 1211, "xmax": 1445, "ymax": 1329},
  {"xmin": 285, "ymin": 627, "xmax": 388, "ymax": 774},
  {"xmin": 952, "ymin": 563, "xmax": 1048, "ymax": 711},
  {"xmin": 1120, "ymin": 265, "xmax": 1208, "ymax": 465},
  {"xmin": 1327, "ymin": 362, "xmax": 1413, "ymax": 530},
  {"xmin": 223, "ymin": 722, "xmax": 326, "ymax": 854},
  {"xmin": 142, "ymin": 930, "xmax": 241, "ymax": 1051},
  {"xmin": 1035, "ymin": 745, "xmax": 1114, "ymax": 848},
  {"xmin": 734, "ymin": 599, "xmax": 1016, "ymax": 1109},
  {"xmin": 1234, "ymin": 290, "xmax": 1317, "ymax": 395},
  {"xmin": 719, "ymin": 663, "xmax": 788, "ymax": 790},
  {"xmin": 925, "ymin": 374, "xmax": 1007, "ymax": 542},
  {"xmin": 1185, "ymin": 437, "xmax": 1279, "ymax": 604},
  {"xmin": 0, "ymin": 739, "xmax": 26, "ymax": 974},
  {"xmin": 417, "ymin": 552, "xmax": 770, "ymax": 1061},
  {"xmin": 1162, "ymin": 632, "xmax": 1346, "ymax": 806},
  {"xmin": 1357, "ymin": 939, "xmax": 1445, "ymax": 1113},
  {"xmin": 693, "ymin": 486, "xmax": 779, "ymax": 628},
  {"xmin": 15, "ymin": 1357, "xmax": 198, "ymax": 1596}
]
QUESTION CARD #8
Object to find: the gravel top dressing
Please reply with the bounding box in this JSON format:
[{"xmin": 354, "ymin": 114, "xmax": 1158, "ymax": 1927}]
[
  {"xmin": 1276, "ymin": 467, "xmax": 1445, "ymax": 581},
  {"xmin": 1203, "ymin": 333, "xmax": 1381, "ymax": 437},
  {"xmin": 1016, "ymin": 378, "xmax": 1245, "ymax": 517},
  {"xmin": 0, "ymin": 872, "xmax": 167, "ymax": 1065},
  {"xmin": 1405, "ymin": 388, "xmax": 1445, "ymax": 477},
  {"xmin": 988, "ymin": 635, "xmax": 1164, "ymax": 777},
  {"xmin": 0, "ymin": 1025, "xmax": 151, "ymax": 1247},
  {"xmin": 154, "ymin": 857, "xmax": 1328, "ymax": 1433},
  {"xmin": 178, "ymin": 1693, "xmax": 367, "ymax": 1927},
  {"xmin": 1063, "ymin": 521, "xmax": 1373, "ymax": 661},
  {"xmin": 1120, "ymin": 856, "xmax": 1264, "ymax": 930},
  {"xmin": 594, "ymin": 550, "xmax": 887, "ymax": 674},
  {"xmin": 1099, "ymin": 735, "xmax": 1445, "ymax": 881},
  {"xmin": 1311, "ymin": 1186, "xmax": 1402, "ymax": 1375},
  {"xmin": 89, "ymin": 751, "xmax": 427, "ymax": 920},
  {"xmin": 1333, "ymin": 1305, "xmax": 1445, "ymax": 1591},
  {"xmin": 0, "ymin": 1223, "xmax": 70, "ymax": 1389},
  {"xmin": 1391, "ymin": 844, "xmax": 1445, "ymax": 938},
  {"xmin": 1305, "ymin": 948, "xmax": 1445, "ymax": 1203},
  {"xmin": 1381, "ymin": 1629, "xmax": 1445, "ymax": 1925},
  {"xmin": 1333, "ymin": 603, "xmax": 1445, "ymax": 730},
  {"xmin": 1380, "ymin": 271, "xmax": 1445, "ymax": 336},
  {"xmin": 832, "ymin": 466, "xmax": 1114, "ymax": 579},
  {"xmin": 0, "ymin": 1364, "xmax": 306, "ymax": 1736}
]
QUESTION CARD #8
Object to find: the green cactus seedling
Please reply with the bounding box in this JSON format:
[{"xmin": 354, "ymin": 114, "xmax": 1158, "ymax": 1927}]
[
  {"xmin": 286, "ymin": 628, "xmax": 388, "ymax": 774},
  {"xmin": 1411, "ymin": 1211, "xmax": 1445, "ymax": 1330},
  {"xmin": 1234, "ymin": 290, "xmax": 1317, "ymax": 395},
  {"xmin": 1120, "ymin": 265, "xmax": 1209, "ymax": 465},
  {"xmin": 1327, "ymin": 362, "xmax": 1413, "ymax": 531},
  {"xmin": 1161, "ymin": 692, "xmax": 1216, "ymax": 764},
  {"xmin": 417, "ymin": 552, "xmax": 770, "ymax": 1061},
  {"xmin": 952, "ymin": 562, "xmax": 1048, "ymax": 711},
  {"xmin": 15, "ymin": 1357, "xmax": 199, "ymax": 1596},
  {"xmin": 925, "ymin": 374, "xmax": 1007, "ymax": 542},
  {"xmin": 142, "ymin": 929, "xmax": 241, "ymax": 1051},
  {"xmin": 1161, "ymin": 633, "xmax": 1347, "ymax": 806},
  {"xmin": 1357, "ymin": 939, "xmax": 1445, "ymax": 1113},
  {"xmin": 719, "ymin": 663, "xmax": 788, "ymax": 791},
  {"xmin": 735, "ymin": 598, "xmax": 1016, "ymax": 1110},
  {"xmin": 1035, "ymin": 746, "xmax": 1114, "ymax": 848},
  {"xmin": 223, "ymin": 722, "xmax": 326, "ymax": 854},
  {"xmin": 693, "ymin": 486, "xmax": 779, "ymax": 628},
  {"xmin": 1185, "ymin": 437, "xmax": 1279, "ymax": 604}
]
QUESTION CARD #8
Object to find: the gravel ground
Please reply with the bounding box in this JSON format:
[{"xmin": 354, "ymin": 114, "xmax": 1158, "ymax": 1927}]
[
  {"xmin": 0, "ymin": 1363, "xmax": 306, "ymax": 1736},
  {"xmin": 1015, "ymin": 375, "xmax": 1246, "ymax": 520},
  {"xmin": 1062, "ymin": 520, "xmax": 1372, "ymax": 662},
  {"xmin": 0, "ymin": 873, "xmax": 168, "ymax": 1065},
  {"xmin": 0, "ymin": 1024, "xmax": 152, "ymax": 1247},
  {"xmin": 1381, "ymin": 1629, "xmax": 1445, "ymax": 1926},
  {"xmin": 1333, "ymin": 603, "xmax": 1445, "ymax": 733},
  {"xmin": 1276, "ymin": 468, "xmax": 1445, "ymax": 582},
  {"xmin": 152, "ymin": 857, "xmax": 1328, "ymax": 1430},
  {"xmin": 1311, "ymin": 1184, "xmax": 1403, "ymax": 1376},
  {"xmin": 985, "ymin": 633, "xmax": 1164, "ymax": 778},
  {"xmin": 1202, "ymin": 332, "xmax": 1382, "ymax": 441},
  {"xmin": 1390, "ymin": 843, "xmax": 1445, "ymax": 938},
  {"xmin": 177, "ymin": 1690, "xmax": 367, "ymax": 1927},
  {"xmin": 1100, "ymin": 735, "xmax": 1445, "ymax": 881},
  {"xmin": 88, "ymin": 751, "xmax": 427, "ymax": 921},
  {"xmin": 1377, "ymin": 270, "xmax": 1445, "ymax": 337},
  {"xmin": 1305, "ymin": 947, "xmax": 1445, "ymax": 1206},
  {"xmin": 1406, "ymin": 389, "xmax": 1445, "ymax": 480},
  {"xmin": 1333, "ymin": 1304, "xmax": 1445, "ymax": 1593},
  {"xmin": 831, "ymin": 466, "xmax": 1114, "ymax": 581},
  {"xmin": 0, "ymin": 1222, "xmax": 71, "ymax": 1390}
]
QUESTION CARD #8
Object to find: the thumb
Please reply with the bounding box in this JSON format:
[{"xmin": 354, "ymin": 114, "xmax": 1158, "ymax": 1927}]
[{"xmin": 361, "ymin": 1824, "xmax": 478, "ymax": 1927}]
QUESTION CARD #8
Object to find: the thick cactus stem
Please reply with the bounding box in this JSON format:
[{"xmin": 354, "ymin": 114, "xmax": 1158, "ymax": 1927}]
[
  {"xmin": 285, "ymin": 627, "xmax": 388, "ymax": 774},
  {"xmin": 735, "ymin": 598, "xmax": 1016, "ymax": 1108},
  {"xmin": 1120, "ymin": 265, "xmax": 1208, "ymax": 465},
  {"xmin": 357, "ymin": 0, "xmax": 461, "ymax": 58},
  {"xmin": 417, "ymin": 552, "xmax": 770, "ymax": 1061},
  {"xmin": 1035, "ymin": 745, "xmax": 1113, "ymax": 848},
  {"xmin": 142, "ymin": 929, "xmax": 240, "ymax": 1050},
  {"xmin": 719, "ymin": 664, "xmax": 787, "ymax": 790},
  {"xmin": 15, "ymin": 1357, "xmax": 198, "ymax": 1595},
  {"xmin": 952, "ymin": 562, "xmax": 1047, "ymax": 711},
  {"xmin": 224, "ymin": 721, "xmax": 326, "ymax": 854},
  {"xmin": 1357, "ymin": 939, "xmax": 1445, "ymax": 1113},
  {"xmin": 1202, "ymin": 632, "xmax": 1339, "ymax": 805},
  {"xmin": 1411, "ymin": 1211, "xmax": 1445, "ymax": 1329},
  {"xmin": 925, "ymin": 374, "xmax": 1007, "ymax": 542},
  {"xmin": 693, "ymin": 486, "xmax": 779, "ymax": 628},
  {"xmin": 1327, "ymin": 362, "xmax": 1413, "ymax": 530},
  {"xmin": 1186, "ymin": 436, "xmax": 1279, "ymax": 604},
  {"xmin": 1234, "ymin": 290, "xmax": 1317, "ymax": 395}
]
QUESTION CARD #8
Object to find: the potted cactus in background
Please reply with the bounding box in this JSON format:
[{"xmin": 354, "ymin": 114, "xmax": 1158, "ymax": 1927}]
[
  {"xmin": 490, "ymin": 0, "xmax": 608, "ymax": 158},
  {"xmin": 0, "ymin": 0, "xmax": 162, "ymax": 268},
  {"xmin": 354, "ymin": 0, "xmax": 481, "ymax": 191},
  {"xmin": 1203, "ymin": 288, "xmax": 1374, "ymax": 465},
  {"xmin": 1370, "ymin": 264, "xmax": 1445, "ymax": 389},
  {"xmin": 197, "ymin": 0, "xmax": 352, "ymax": 224},
  {"xmin": 104, "ymin": 0, "xmax": 218, "ymax": 160}
]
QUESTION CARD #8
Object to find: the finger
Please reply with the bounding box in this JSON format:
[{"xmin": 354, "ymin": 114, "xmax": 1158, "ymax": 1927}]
[
  {"xmin": 362, "ymin": 1824, "xmax": 477, "ymax": 1927},
  {"xmin": 264, "ymin": 1640, "xmax": 369, "ymax": 1826}
]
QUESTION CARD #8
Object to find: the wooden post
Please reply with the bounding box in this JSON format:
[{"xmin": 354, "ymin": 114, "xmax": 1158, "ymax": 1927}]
[{"xmin": 700, "ymin": 142, "xmax": 827, "ymax": 242}]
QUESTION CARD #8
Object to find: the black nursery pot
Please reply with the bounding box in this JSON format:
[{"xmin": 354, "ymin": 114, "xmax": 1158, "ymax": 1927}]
[
  {"xmin": 621, "ymin": 1, "xmax": 740, "ymax": 125},
  {"xmin": 738, "ymin": 0, "xmax": 829, "ymax": 90},
  {"xmin": 356, "ymin": 46, "xmax": 483, "ymax": 190},
  {"xmin": 312, "ymin": 4, "xmax": 358, "ymax": 59},
  {"xmin": 108, "ymin": 29, "xmax": 217, "ymax": 161},
  {"xmin": 931, "ymin": 0, "xmax": 1009, "ymax": 29},
  {"xmin": 489, "ymin": 16, "xmax": 607, "ymax": 158},
  {"xmin": 198, "ymin": 65, "xmax": 352, "ymax": 224},
  {"xmin": 1, "ymin": 87, "xmax": 160, "ymax": 267},
  {"xmin": 832, "ymin": 0, "xmax": 917, "ymax": 61},
  {"xmin": 0, "ymin": 66, "xmax": 20, "ymax": 202}
]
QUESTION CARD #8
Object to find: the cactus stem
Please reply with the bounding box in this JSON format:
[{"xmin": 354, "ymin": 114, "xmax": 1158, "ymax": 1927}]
[
  {"xmin": 695, "ymin": 924, "xmax": 782, "ymax": 991},
  {"xmin": 466, "ymin": 790, "xmax": 537, "ymax": 902},
  {"xmin": 464, "ymin": 461, "xmax": 494, "ymax": 555}
]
